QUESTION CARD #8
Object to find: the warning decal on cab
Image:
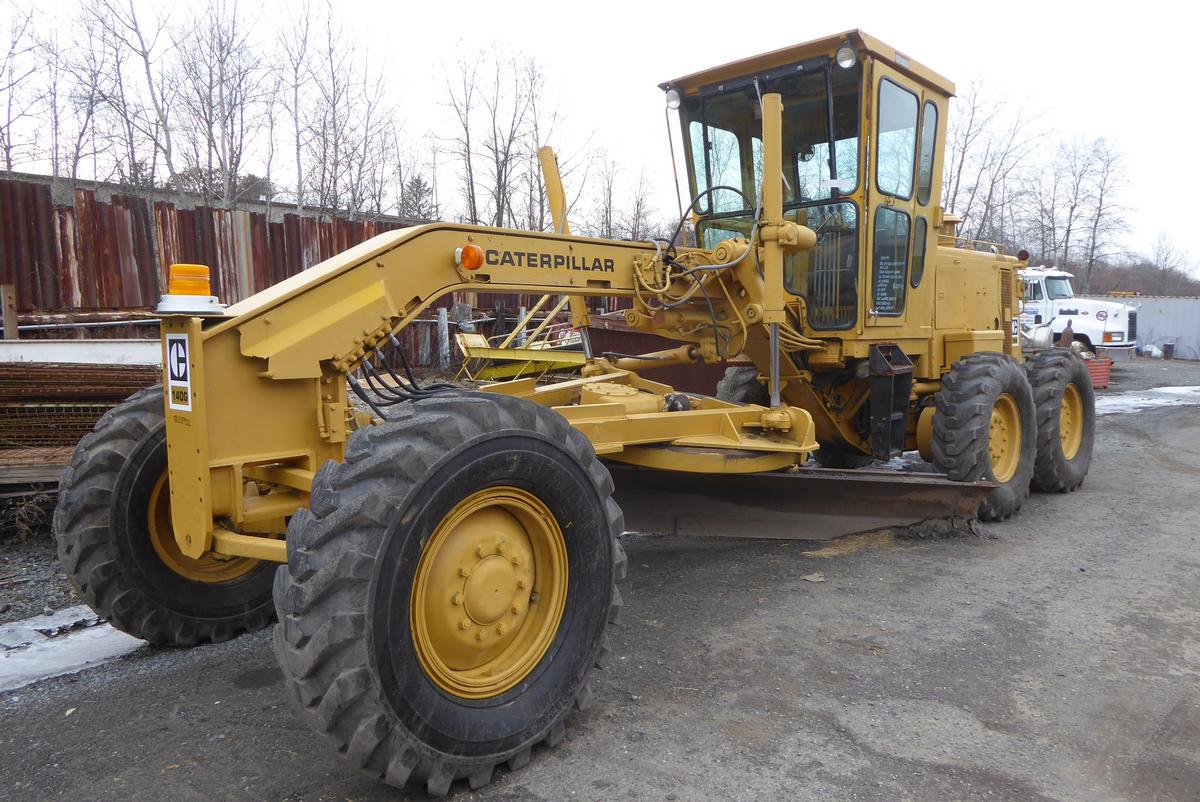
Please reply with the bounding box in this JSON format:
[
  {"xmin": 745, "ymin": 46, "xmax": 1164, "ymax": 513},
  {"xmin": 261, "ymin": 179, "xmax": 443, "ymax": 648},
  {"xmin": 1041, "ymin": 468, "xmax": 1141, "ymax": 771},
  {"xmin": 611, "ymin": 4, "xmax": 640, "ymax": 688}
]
[{"xmin": 166, "ymin": 333, "xmax": 192, "ymax": 411}]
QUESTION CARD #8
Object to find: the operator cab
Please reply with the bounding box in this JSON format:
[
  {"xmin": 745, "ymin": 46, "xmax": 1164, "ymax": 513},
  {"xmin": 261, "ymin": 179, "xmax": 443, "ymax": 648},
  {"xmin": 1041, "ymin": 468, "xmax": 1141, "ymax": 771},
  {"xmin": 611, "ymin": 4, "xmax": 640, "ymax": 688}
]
[{"xmin": 661, "ymin": 30, "xmax": 954, "ymax": 334}]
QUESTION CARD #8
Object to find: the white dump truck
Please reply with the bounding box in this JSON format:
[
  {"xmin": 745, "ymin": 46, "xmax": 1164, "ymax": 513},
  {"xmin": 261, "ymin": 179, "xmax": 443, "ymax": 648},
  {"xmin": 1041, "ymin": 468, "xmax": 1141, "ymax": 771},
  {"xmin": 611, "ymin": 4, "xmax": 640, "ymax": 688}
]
[{"xmin": 1019, "ymin": 267, "xmax": 1137, "ymax": 354}]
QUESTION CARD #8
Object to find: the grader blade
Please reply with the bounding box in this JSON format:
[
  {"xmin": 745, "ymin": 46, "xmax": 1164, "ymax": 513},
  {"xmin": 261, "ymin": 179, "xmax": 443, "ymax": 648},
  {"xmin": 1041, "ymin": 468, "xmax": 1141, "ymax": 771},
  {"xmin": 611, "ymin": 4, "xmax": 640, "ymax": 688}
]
[{"xmin": 609, "ymin": 464, "xmax": 993, "ymax": 541}]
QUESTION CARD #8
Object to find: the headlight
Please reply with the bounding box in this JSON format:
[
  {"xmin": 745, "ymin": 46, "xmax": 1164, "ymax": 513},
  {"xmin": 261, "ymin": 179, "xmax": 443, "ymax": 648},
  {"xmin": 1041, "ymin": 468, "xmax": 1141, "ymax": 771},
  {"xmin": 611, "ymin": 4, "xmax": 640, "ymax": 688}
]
[
  {"xmin": 664, "ymin": 88, "xmax": 681, "ymax": 110},
  {"xmin": 835, "ymin": 45, "xmax": 857, "ymax": 69}
]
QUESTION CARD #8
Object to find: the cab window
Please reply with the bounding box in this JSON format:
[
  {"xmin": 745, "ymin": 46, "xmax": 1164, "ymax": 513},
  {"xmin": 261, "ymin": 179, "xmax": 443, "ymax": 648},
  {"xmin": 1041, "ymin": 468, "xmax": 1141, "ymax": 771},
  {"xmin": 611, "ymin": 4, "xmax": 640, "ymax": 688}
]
[
  {"xmin": 784, "ymin": 201, "xmax": 858, "ymax": 329},
  {"xmin": 689, "ymin": 120, "xmax": 745, "ymax": 214},
  {"xmin": 917, "ymin": 102, "xmax": 937, "ymax": 205},
  {"xmin": 872, "ymin": 207, "xmax": 910, "ymax": 315},
  {"xmin": 875, "ymin": 79, "xmax": 918, "ymax": 199},
  {"xmin": 910, "ymin": 217, "xmax": 928, "ymax": 288},
  {"xmin": 1025, "ymin": 281, "xmax": 1044, "ymax": 301}
]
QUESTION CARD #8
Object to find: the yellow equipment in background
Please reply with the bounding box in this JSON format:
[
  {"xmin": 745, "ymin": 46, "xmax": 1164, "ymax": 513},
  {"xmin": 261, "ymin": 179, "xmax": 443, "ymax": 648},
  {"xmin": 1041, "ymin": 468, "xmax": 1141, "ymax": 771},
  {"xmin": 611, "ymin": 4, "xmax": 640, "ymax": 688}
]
[{"xmin": 53, "ymin": 30, "xmax": 1095, "ymax": 796}]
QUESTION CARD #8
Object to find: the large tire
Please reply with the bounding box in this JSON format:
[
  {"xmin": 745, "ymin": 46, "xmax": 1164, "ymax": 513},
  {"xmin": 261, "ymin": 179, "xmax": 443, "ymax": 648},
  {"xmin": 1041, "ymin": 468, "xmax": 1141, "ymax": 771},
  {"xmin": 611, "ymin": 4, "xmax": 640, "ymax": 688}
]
[
  {"xmin": 1027, "ymin": 350, "xmax": 1095, "ymax": 492},
  {"xmin": 715, "ymin": 366, "xmax": 768, "ymax": 405},
  {"xmin": 53, "ymin": 387, "xmax": 276, "ymax": 645},
  {"xmin": 931, "ymin": 353, "xmax": 1037, "ymax": 521},
  {"xmin": 273, "ymin": 393, "xmax": 625, "ymax": 795}
]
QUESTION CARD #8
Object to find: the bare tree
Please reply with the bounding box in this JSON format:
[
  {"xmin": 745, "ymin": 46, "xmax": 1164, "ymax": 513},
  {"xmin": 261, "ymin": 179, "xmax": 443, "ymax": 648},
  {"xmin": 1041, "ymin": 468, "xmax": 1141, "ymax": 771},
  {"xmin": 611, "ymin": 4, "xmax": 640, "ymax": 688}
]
[
  {"xmin": 446, "ymin": 59, "xmax": 480, "ymax": 224},
  {"xmin": 277, "ymin": 1, "xmax": 311, "ymax": 211},
  {"xmin": 1, "ymin": 3, "xmax": 37, "ymax": 170},
  {"xmin": 1151, "ymin": 234, "xmax": 1184, "ymax": 295},
  {"xmin": 1079, "ymin": 139, "xmax": 1124, "ymax": 291},
  {"xmin": 173, "ymin": 0, "xmax": 268, "ymax": 206},
  {"xmin": 89, "ymin": 0, "xmax": 180, "ymax": 186},
  {"xmin": 620, "ymin": 168, "xmax": 656, "ymax": 241}
]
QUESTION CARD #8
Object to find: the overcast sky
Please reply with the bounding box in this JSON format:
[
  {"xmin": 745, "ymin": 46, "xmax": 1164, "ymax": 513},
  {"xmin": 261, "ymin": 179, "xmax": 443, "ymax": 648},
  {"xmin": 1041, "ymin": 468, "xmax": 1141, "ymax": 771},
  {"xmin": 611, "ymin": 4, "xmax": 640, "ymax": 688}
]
[
  {"xmin": 358, "ymin": 0, "xmax": 1193, "ymax": 267},
  {"xmin": 20, "ymin": 0, "xmax": 1196, "ymax": 269}
]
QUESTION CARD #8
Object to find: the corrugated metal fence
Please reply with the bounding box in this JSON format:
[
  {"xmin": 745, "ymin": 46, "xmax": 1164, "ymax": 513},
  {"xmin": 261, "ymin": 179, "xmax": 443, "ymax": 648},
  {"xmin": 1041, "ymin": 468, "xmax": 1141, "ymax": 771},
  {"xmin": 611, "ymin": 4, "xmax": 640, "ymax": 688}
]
[{"xmin": 0, "ymin": 174, "xmax": 417, "ymax": 312}]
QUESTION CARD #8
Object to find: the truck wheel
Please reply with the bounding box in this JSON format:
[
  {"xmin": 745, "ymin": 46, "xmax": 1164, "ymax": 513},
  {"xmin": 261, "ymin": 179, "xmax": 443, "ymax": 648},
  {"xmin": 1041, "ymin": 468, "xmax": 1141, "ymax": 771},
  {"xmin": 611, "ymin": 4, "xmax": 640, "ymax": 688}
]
[
  {"xmin": 54, "ymin": 387, "xmax": 276, "ymax": 645},
  {"xmin": 716, "ymin": 366, "xmax": 768, "ymax": 405},
  {"xmin": 1027, "ymin": 350, "xmax": 1095, "ymax": 492},
  {"xmin": 273, "ymin": 393, "xmax": 624, "ymax": 795},
  {"xmin": 931, "ymin": 353, "xmax": 1036, "ymax": 521}
]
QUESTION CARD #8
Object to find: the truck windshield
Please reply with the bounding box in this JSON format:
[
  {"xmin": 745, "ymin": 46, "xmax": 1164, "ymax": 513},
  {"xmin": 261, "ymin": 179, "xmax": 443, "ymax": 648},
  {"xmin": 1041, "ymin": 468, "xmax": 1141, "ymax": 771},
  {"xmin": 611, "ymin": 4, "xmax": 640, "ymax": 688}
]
[
  {"xmin": 680, "ymin": 59, "xmax": 862, "ymax": 329},
  {"xmin": 1045, "ymin": 277, "xmax": 1074, "ymax": 300}
]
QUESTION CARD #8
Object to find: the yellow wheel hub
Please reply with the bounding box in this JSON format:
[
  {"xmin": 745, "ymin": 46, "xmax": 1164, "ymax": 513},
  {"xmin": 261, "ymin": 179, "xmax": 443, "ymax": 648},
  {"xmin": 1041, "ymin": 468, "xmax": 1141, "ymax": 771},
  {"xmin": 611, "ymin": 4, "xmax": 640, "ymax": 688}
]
[
  {"xmin": 988, "ymin": 393, "xmax": 1022, "ymax": 483},
  {"xmin": 1059, "ymin": 383, "xmax": 1084, "ymax": 460},
  {"xmin": 411, "ymin": 487, "xmax": 568, "ymax": 700},
  {"xmin": 147, "ymin": 473, "xmax": 259, "ymax": 583}
]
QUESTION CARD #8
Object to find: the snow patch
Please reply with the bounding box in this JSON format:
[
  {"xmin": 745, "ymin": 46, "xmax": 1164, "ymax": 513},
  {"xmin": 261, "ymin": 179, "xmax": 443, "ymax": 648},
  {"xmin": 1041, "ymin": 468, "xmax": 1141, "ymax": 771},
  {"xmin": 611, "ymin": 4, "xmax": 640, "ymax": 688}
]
[
  {"xmin": 0, "ymin": 605, "xmax": 144, "ymax": 692},
  {"xmin": 1095, "ymin": 385, "xmax": 1200, "ymax": 415}
]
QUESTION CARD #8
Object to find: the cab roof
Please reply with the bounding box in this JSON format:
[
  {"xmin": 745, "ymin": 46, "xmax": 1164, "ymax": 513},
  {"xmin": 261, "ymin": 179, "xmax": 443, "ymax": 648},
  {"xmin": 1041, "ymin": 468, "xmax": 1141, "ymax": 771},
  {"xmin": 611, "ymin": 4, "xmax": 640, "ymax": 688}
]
[{"xmin": 658, "ymin": 29, "xmax": 956, "ymax": 98}]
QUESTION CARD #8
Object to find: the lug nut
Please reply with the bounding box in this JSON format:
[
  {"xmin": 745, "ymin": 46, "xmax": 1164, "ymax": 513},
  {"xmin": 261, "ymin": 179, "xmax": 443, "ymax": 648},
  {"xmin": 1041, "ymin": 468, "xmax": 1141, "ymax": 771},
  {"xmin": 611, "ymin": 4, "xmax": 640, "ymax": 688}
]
[
  {"xmin": 476, "ymin": 630, "xmax": 487, "ymax": 641},
  {"xmin": 497, "ymin": 623, "xmax": 507, "ymax": 635},
  {"xmin": 511, "ymin": 555, "xmax": 523, "ymax": 566},
  {"xmin": 453, "ymin": 593, "xmax": 464, "ymax": 606},
  {"xmin": 517, "ymin": 579, "xmax": 528, "ymax": 589},
  {"xmin": 460, "ymin": 619, "xmax": 471, "ymax": 630},
  {"xmin": 511, "ymin": 605, "xmax": 523, "ymax": 615},
  {"xmin": 475, "ymin": 545, "xmax": 485, "ymax": 557},
  {"xmin": 496, "ymin": 541, "xmax": 507, "ymax": 555},
  {"xmin": 458, "ymin": 567, "xmax": 470, "ymax": 577}
]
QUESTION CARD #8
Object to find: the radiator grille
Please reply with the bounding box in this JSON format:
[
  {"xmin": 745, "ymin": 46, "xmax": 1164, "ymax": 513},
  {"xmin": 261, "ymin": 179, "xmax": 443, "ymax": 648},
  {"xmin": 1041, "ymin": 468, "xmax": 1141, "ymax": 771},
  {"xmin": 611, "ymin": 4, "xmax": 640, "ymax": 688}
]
[
  {"xmin": 1000, "ymin": 268, "xmax": 1013, "ymax": 355},
  {"xmin": 1128, "ymin": 310, "xmax": 1138, "ymax": 343}
]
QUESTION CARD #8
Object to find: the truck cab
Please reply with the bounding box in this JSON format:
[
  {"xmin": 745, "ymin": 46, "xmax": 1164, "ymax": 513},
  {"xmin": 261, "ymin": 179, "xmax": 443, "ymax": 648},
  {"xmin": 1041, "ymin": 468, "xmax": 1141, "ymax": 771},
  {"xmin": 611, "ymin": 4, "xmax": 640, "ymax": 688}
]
[{"xmin": 1019, "ymin": 267, "xmax": 1137, "ymax": 352}]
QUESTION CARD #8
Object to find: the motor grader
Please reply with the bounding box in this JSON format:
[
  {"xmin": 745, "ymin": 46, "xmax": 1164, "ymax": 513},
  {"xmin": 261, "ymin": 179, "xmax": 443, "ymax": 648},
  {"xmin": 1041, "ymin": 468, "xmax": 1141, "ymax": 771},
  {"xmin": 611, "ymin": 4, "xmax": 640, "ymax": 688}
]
[{"xmin": 53, "ymin": 29, "xmax": 1095, "ymax": 795}]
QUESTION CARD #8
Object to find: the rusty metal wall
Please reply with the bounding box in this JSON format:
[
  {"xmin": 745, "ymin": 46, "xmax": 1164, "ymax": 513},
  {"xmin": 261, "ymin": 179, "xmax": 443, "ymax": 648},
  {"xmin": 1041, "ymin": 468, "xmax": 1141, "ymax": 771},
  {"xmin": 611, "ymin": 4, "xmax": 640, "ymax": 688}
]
[{"xmin": 1, "ymin": 175, "xmax": 416, "ymax": 313}]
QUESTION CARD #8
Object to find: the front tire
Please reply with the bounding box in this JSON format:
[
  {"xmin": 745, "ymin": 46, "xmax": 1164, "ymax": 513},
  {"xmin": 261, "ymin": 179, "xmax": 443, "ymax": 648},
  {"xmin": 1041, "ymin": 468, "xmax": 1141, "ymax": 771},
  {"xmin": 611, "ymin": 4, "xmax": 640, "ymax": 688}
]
[
  {"xmin": 931, "ymin": 353, "xmax": 1037, "ymax": 521},
  {"xmin": 53, "ymin": 387, "xmax": 276, "ymax": 645},
  {"xmin": 1027, "ymin": 350, "xmax": 1095, "ymax": 492},
  {"xmin": 273, "ymin": 393, "xmax": 625, "ymax": 795}
]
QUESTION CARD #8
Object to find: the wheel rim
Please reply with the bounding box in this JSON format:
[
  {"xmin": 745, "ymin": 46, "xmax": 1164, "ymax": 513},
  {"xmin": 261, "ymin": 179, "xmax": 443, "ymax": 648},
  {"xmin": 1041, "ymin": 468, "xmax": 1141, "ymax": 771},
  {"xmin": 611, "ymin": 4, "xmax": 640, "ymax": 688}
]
[
  {"xmin": 988, "ymin": 393, "xmax": 1022, "ymax": 483},
  {"xmin": 411, "ymin": 486, "xmax": 569, "ymax": 700},
  {"xmin": 1060, "ymin": 383, "xmax": 1084, "ymax": 460},
  {"xmin": 146, "ymin": 472, "xmax": 260, "ymax": 583}
]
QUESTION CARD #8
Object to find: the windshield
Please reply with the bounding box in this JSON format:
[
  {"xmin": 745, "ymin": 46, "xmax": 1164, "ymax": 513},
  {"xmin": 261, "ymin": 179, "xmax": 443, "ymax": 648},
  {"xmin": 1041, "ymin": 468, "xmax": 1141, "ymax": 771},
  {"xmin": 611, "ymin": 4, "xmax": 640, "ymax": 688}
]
[
  {"xmin": 1045, "ymin": 277, "xmax": 1074, "ymax": 300},
  {"xmin": 681, "ymin": 60, "xmax": 862, "ymax": 221},
  {"xmin": 679, "ymin": 60, "xmax": 863, "ymax": 330}
]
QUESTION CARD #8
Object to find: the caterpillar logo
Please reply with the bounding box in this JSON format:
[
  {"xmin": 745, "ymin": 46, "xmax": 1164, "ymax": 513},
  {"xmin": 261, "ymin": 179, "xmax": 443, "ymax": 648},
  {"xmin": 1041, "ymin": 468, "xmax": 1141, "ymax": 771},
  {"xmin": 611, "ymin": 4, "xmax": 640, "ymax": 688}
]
[
  {"xmin": 165, "ymin": 333, "xmax": 192, "ymax": 412},
  {"xmin": 485, "ymin": 249, "xmax": 615, "ymax": 273}
]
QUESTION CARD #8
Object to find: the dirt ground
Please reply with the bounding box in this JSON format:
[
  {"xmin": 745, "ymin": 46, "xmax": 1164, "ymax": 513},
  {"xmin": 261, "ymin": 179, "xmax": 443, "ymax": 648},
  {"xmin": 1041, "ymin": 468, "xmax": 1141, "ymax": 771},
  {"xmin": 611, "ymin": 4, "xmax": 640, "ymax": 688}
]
[{"xmin": 2, "ymin": 357, "xmax": 1199, "ymax": 800}]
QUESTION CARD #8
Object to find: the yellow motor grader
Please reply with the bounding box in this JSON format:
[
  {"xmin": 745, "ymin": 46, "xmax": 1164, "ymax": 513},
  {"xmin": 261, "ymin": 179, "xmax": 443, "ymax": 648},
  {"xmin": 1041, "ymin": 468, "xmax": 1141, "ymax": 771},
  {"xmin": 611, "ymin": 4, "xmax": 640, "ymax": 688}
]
[{"xmin": 53, "ymin": 30, "xmax": 1095, "ymax": 795}]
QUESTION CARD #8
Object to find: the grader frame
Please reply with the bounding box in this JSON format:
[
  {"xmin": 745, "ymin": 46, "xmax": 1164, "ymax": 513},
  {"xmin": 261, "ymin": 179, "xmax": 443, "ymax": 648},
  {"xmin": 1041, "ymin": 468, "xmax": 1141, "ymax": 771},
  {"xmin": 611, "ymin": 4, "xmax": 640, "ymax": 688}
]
[{"xmin": 160, "ymin": 31, "xmax": 1017, "ymax": 567}]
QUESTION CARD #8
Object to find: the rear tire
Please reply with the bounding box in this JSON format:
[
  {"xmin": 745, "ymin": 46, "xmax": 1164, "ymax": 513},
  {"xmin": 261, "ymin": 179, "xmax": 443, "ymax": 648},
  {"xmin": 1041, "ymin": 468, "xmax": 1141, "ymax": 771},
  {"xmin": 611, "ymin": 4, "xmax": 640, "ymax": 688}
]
[
  {"xmin": 53, "ymin": 387, "xmax": 276, "ymax": 645},
  {"xmin": 273, "ymin": 393, "xmax": 625, "ymax": 795},
  {"xmin": 1027, "ymin": 350, "xmax": 1095, "ymax": 492},
  {"xmin": 931, "ymin": 353, "xmax": 1036, "ymax": 521}
]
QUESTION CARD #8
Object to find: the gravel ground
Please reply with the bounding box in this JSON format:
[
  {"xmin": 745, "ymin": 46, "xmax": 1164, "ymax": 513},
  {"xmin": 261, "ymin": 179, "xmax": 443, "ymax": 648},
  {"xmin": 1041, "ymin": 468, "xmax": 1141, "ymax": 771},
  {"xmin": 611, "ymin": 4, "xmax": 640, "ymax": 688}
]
[{"xmin": 1, "ymin": 357, "xmax": 1199, "ymax": 800}]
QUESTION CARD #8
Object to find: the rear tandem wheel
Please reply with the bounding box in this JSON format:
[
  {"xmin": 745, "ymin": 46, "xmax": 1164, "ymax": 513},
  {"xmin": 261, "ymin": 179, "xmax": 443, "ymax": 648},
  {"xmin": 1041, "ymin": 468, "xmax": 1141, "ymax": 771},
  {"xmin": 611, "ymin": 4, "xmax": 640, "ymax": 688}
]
[
  {"xmin": 931, "ymin": 353, "xmax": 1037, "ymax": 521},
  {"xmin": 272, "ymin": 392, "xmax": 625, "ymax": 795}
]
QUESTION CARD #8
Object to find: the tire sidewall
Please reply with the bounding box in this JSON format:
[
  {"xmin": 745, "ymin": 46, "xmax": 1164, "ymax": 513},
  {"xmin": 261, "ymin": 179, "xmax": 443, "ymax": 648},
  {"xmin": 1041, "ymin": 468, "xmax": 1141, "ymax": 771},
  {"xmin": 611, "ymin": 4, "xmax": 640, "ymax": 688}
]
[{"xmin": 368, "ymin": 429, "xmax": 613, "ymax": 757}]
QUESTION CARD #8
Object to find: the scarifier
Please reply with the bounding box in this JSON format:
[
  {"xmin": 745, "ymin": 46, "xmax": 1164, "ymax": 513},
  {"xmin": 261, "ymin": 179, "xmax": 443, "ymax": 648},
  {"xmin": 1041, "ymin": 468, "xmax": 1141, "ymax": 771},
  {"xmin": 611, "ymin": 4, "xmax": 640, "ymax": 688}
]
[{"xmin": 53, "ymin": 30, "xmax": 1095, "ymax": 795}]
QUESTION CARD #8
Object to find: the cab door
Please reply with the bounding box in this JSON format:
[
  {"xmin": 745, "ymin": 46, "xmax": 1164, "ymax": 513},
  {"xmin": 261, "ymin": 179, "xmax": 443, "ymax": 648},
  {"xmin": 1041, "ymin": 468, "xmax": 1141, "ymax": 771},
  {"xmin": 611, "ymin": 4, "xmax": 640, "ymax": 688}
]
[{"xmin": 865, "ymin": 63, "xmax": 922, "ymax": 330}]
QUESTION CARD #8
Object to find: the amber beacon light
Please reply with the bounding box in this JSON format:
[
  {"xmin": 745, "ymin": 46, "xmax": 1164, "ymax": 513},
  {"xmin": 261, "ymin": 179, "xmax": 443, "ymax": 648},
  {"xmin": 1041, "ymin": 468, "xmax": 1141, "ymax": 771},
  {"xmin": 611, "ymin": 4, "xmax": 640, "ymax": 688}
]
[{"xmin": 157, "ymin": 263, "xmax": 227, "ymax": 315}]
